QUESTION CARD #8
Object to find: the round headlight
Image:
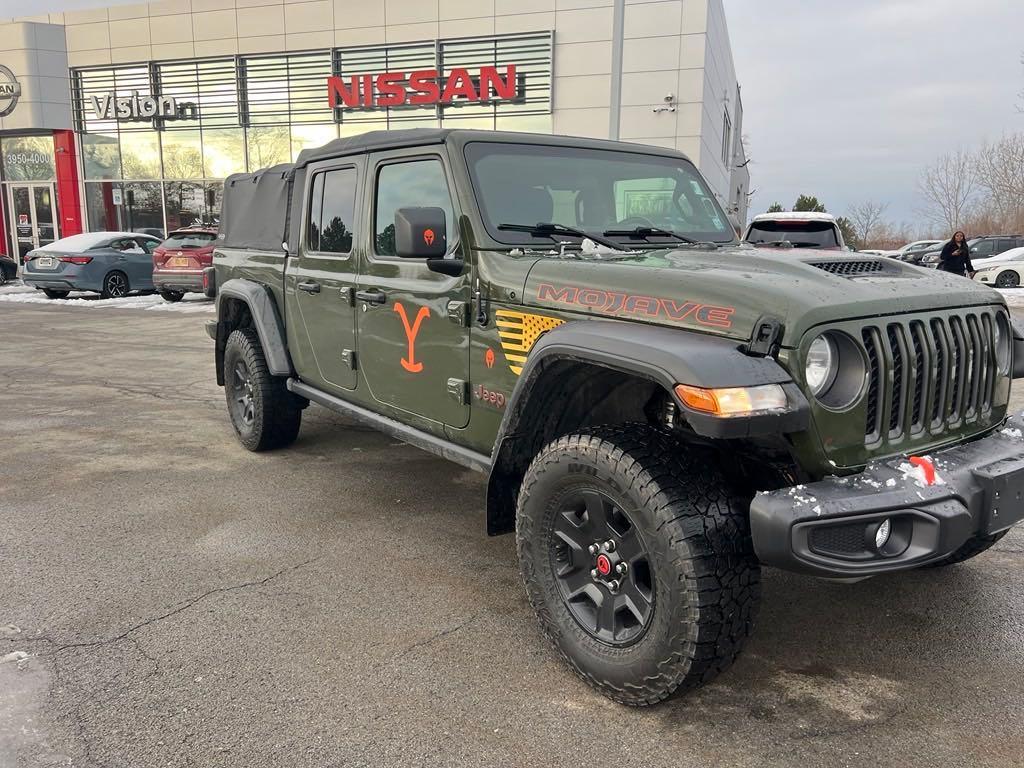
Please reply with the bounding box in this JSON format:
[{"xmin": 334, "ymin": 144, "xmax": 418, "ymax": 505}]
[
  {"xmin": 995, "ymin": 312, "xmax": 1011, "ymax": 374},
  {"xmin": 805, "ymin": 335, "xmax": 837, "ymax": 395}
]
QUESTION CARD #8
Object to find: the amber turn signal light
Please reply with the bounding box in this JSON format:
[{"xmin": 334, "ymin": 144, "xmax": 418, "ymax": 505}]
[{"xmin": 674, "ymin": 383, "xmax": 788, "ymax": 417}]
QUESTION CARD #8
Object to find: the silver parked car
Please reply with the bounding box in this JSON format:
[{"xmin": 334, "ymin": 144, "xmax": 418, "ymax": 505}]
[{"xmin": 22, "ymin": 232, "xmax": 161, "ymax": 299}]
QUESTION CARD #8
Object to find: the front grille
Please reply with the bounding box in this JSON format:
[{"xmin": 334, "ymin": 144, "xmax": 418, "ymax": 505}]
[
  {"xmin": 862, "ymin": 309, "xmax": 1000, "ymax": 446},
  {"xmin": 806, "ymin": 260, "xmax": 886, "ymax": 276}
]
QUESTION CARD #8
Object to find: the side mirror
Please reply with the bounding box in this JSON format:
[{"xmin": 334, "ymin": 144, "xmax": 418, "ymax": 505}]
[{"xmin": 395, "ymin": 207, "xmax": 447, "ymax": 259}]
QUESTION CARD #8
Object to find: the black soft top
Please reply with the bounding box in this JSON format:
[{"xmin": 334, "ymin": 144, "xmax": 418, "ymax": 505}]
[{"xmin": 294, "ymin": 128, "xmax": 452, "ymax": 168}]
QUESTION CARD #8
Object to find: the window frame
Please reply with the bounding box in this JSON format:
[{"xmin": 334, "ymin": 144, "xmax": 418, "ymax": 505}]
[
  {"xmin": 303, "ymin": 161, "xmax": 360, "ymax": 260},
  {"xmin": 370, "ymin": 153, "xmax": 456, "ymax": 263}
]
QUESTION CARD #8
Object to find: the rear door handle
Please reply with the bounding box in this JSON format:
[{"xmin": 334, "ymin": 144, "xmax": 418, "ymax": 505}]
[
  {"xmin": 355, "ymin": 289, "xmax": 387, "ymax": 305},
  {"xmin": 297, "ymin": 281, "xmax": 321, "ymax": 294}
]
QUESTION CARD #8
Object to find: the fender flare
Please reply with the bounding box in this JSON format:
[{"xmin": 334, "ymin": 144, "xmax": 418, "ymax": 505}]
[
  {"xmin": 485, "ymin": 320, "xmax": 809, "ymax": 534},
  {"xmin": 215, "ymin": 279, "xmax": 293, "ymax": 378}
]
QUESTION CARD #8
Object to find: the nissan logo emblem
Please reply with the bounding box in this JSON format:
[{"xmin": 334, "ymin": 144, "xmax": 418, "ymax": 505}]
[{"xmin": 0, "ymin": 65, "xmax": 21, "ymax": 118}]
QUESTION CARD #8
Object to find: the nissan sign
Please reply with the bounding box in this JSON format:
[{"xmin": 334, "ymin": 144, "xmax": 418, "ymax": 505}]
[
  {"xmin": 0, "ymin": 65, "xmax": 22, "ymax": 117},
  {"xmin": 328, "ymin": 65, "xmax": 524, "ymax": 109}
]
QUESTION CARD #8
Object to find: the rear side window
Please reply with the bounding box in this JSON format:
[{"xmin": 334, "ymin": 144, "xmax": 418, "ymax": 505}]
[
  {"xmin": 374, "ymin": 159, "xmax": 453, "ymax": 256},
  {"xmin": 163, "ymin": 232, "xmax": 216, "ymax": 249},
  {"xmin": 308, "ymin": 167, "xmax": 357, "ymax": 254}
]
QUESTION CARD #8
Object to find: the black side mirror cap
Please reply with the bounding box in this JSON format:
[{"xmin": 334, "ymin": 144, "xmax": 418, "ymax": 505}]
[
  {"xmin": 426, "ymin": 257, "xmax": 464, "ymax": 277},
  {"xmin": 395, "ymin": 206, "xmax": 447, "ymax": 259}
]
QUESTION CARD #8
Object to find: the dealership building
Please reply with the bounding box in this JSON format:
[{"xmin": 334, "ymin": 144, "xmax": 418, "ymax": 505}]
[{"xmin": 0, "ymin": 0, "xmax": 748, "ymax": 261}]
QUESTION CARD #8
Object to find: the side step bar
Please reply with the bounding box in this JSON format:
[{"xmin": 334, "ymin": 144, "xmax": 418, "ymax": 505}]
[{"xmin": 286, "ymin": 379, "xmax": 491, "ymax": 474}]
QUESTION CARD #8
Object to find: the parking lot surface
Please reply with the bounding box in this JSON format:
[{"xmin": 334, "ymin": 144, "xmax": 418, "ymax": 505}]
[{"xmin": 2, "ymin": 299, "xmax": 1023, "ymax": 768}]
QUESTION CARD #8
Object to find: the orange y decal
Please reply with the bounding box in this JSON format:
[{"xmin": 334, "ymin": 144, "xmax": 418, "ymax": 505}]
[{"xmin": 393, "ymin": 302, "xmax": 430, "ymax": 373}]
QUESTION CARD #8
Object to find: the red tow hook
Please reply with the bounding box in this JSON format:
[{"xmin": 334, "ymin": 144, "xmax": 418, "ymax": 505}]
[{"xmin": 909, "ymin": 456, "xmax": 936, "ymax": 486}]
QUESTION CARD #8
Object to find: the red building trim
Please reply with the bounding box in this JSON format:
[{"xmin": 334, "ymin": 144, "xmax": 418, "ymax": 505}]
[{"xmin": 53, "ymin": 129, "xmax": 83, "ymax": 239}]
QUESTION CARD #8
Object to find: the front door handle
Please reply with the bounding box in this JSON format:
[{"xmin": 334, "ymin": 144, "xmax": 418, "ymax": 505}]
[
  {"xmin": 297, "ymin": 281, "xmax": 321, "ymax": 294},
  {"xmin": 355, "ymin": 289, "xmax": 387, "ymax": 305}
]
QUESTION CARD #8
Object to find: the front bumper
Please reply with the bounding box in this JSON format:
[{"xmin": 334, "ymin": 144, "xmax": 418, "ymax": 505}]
[
  {"xmin": 153, "ymin": 268, "xmax": 203, "ymax": 293},
  {"xmin": 750, "ymin": 419, "xmax": 1024, "ymax": 577}
]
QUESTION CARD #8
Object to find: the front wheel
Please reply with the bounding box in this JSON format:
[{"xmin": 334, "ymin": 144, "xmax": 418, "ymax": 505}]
[
  {"xmin": 223, "ymin": 328, "xmax": 302, "ymax": 451},
  {"xmin": 516, "ymin": 425, "xmax": 761, "ymax": 706},
  {"xmin": 160, "ymin": 289, "xmax": 185, "ymax": 303},
  {"xmin": 995, "ymin": 270, "xmax": 1020, "ymax": 288},
  {"xmin": 101, "ymin": 271, "xmax": 130, "ymax": 299}
]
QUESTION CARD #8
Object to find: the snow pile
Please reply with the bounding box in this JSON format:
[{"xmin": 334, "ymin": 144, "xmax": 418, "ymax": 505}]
[
  {"xmin": 1, "ymin": 651, "xmax": 29, "ymax": 664},
  {"xmin": 896, "ymin": 460, "xmax": 945, "ymax": 488},
  {"xmin": 0, "ymin": 289, "xmax": 214, "ymax": 314},
  {"xmin": 996, "ymin": 288, "xmax": 1024, "ymax": 308},
  {"xmin": 1001, "ymin": 427, "xmax": 1022, "ymax": 439}
]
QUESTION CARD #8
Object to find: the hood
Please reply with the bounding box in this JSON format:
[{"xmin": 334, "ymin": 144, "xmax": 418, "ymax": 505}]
[{"xmin": 522, "ymin": 246, "xmax": 1006, "ymax": 347}]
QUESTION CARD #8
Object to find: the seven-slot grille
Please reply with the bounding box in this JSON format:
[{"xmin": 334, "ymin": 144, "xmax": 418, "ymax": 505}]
[{"xmin": 861, "ymin": 310, "xmax": 1000, "ymax": 445}]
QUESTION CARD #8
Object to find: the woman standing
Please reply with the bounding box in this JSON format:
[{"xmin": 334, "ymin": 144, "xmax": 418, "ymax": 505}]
[{"xmin": 938, "ymin": 231, "xmax": 975, "ymax": 277}]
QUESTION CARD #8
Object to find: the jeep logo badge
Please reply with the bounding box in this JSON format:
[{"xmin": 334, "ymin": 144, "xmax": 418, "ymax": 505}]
[{"xmin": 0, "ymin": 65, "xmax": 22, "ymax": 118}]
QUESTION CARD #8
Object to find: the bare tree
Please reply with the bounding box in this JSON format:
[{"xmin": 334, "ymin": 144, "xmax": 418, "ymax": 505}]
[
  {"xmin": 916, "ymin": 150, "xmax": 977, "ymax": 233},
  {"xmin": 847, "ymin": 200, "xmax": 889, "ymax": 247},
  {"xmin": 973, "ymin": 134, "xmax": 1024, "ymax": 230}
]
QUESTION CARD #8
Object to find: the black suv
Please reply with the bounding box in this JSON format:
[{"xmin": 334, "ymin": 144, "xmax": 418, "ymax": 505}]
[{"xmin": 920, "ymin": 236, "xmax": 1024, "ymax": 267}]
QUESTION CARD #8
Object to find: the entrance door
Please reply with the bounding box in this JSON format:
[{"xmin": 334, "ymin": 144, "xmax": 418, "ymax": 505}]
[
  {"xmin": 355, "ymin": 152, "xmax": 471, "ymax": 429},
  {"xmin": 8, "ymin": 184, "xmax": 59, "ymax": 264}
]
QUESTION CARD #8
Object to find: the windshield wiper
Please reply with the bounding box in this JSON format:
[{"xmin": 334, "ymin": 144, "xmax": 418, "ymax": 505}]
[
  {"xmin": 498, "ymin": 222, "xmax": 624, "ymax": 251},
  {"xmin": 603, "ymin": 226, "xmax": 697, "ymax": 245}
]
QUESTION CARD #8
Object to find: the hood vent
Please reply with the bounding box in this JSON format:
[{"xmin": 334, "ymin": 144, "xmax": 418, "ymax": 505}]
[{"xmin": 805, "ymin": 259, "xmax": 887, "ymax": 277}]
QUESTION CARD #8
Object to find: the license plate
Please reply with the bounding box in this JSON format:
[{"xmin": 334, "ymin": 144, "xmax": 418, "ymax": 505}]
[
  {"xmin": 170, "ymin": 257, "xmax": 190, "ymax": 267},
  {"xmin": 36, "ymin": 257, "xmax": 54, "ymax": 268},
  {"xmin": 975, "ymin": 458, "xmax": 1024, "ymax": 534}
]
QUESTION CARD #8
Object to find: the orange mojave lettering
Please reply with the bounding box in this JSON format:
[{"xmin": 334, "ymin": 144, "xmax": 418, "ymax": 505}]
[{"xmin": 535, "ymin": 283, "xmax": 735, "ymax": 329}]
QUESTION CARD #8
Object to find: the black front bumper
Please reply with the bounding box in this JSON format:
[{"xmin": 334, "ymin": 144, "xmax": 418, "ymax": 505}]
[{"xmin": 751, "ymin": 419, "xmax": 1024, "ymax": 577}]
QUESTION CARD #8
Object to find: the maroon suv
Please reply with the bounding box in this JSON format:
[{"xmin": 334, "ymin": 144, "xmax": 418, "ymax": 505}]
[{"xmin": 152, "ymin": 227, "xmax": 217, "ymax": 302}]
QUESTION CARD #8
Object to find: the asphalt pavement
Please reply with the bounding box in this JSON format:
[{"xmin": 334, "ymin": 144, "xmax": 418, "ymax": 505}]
[{"xmin": 1, "ymin": 299, "xmax": 1023, "ymax": 768}]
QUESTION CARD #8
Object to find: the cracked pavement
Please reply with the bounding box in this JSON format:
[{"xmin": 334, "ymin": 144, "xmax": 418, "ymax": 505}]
[{"xmin": 2, "ymin": 302, "xmax": 1024, "ymax": 768}]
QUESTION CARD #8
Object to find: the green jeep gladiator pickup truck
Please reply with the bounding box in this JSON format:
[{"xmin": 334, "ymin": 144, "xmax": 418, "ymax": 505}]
[{"xmin": 206, "ymin": 128, "xmax": 1024, "ymax": 705}]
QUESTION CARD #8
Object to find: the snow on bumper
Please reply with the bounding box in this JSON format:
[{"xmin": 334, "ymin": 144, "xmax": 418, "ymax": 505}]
[{"xmin": 750, "ymin": 418, "xmax": 1024, "ymax": 578}]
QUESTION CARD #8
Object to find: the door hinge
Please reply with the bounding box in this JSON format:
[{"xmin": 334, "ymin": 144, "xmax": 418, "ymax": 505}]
[
  {"xmin": 339, "ymin": 286, "xmax": 354, "ymax": 306},
  {"xmin": 341, "ymin": 349, "xmax": 357, "ymax": 370},
  {"xmin": 447, "ymin": 300, "xmax": 469, "ymax": 326},
  {"xmin": 446, "ymin": 377, "xmax": 468, "ymax": 405}
]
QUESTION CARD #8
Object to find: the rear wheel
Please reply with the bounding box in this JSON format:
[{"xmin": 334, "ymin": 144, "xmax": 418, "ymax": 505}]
[
  {"xmin": 516, "ymin": 425, "xmax": 760, "ymax": 706},
  {"xmin": 223, "ymin": 327, "xmax": 302, "ymax": 451},
  {"xmin": 42, "ymin": 289, "xmax": 70, "ymax": 300},
  {"xmin": 101, "ymin": 271, "xmax": 130, "ymax": 299},
  {"xmin": 925, "ymin": 531, "xmax": 1009, "ymax": 567},
  {"xmin": 160, "ymin": 289, "xmax": 185, "ymax": 303},
  {"xmin": 995, "ymin": 270, "xmax": 1020, "ymax": 288}
]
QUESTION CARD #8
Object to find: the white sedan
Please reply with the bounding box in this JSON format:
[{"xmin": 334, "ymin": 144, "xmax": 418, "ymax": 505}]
[{"xmin": 973, "ymin": 247, "xmax": 1024, "ymax": 288}]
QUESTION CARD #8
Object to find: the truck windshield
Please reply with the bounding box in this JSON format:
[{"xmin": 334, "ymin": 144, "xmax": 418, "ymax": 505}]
[
  {"xmin": 464, "ymin": 142, "xmax": 735, "ymax": 249},
  {"xmin": 746, "ymin": 220, "xmax": 840, "ymax": 249}
]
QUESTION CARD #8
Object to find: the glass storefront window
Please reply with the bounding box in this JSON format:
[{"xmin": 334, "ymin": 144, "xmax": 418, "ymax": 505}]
[
  {"xmin": 290, "ymin": 124, "xmax": 337, "ymax": 161},
  {"xmin": 85, "ymin": 181, "xmax": 122, "ymax": 231},
  {"xmin": 162, "ymin": 130, "xmax": 204, "ymax": 179},
  {"xmin": 1, "ymin": 136, "xmax": 56, "ymax": 181},
  {"xmin": 165, "ymin": 181, "xmax": 221, "ymax": 229},
  {"xmin": 202, "ymin": 128, "xmax": 245, "ymax": 178},
  {"xmin": 246, "ymin": 126, "xmax": 290, "ymax": 170},
  {"xmin": 123, "ymin": 182, "xmax": 165, "ymax": 235},
  {"xmin": 82, "ymin": 133, "xmax": 121, "ymax": 180},
  {"xmin": 119, "ymin": 131, "xmax": 161, "ymax": 179}
]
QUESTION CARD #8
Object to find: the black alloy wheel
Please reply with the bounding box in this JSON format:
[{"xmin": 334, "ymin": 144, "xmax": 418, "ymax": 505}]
[
  {"xmin": 550, "ymin": 489, "xmax": 654, "ymax": 646},
  {"xmin": 102, "ymin": 271, "xmax": 129, "ymax": 299},
  {"xmin": 229, "ymin": 358, "xmax": 257, "ymax": 431},
  {"xmin": 996, "ymin": 270, "xmax": 1020, "ymax": 288}
]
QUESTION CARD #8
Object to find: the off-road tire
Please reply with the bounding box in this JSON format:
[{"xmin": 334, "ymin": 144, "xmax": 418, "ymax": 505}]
[
  {"xmin": 924, "ymin": 530, "xmax": 1009, "ymax": 568},
  {"xmin": 160, "ymin": 289, "xmax": 185, "ymax": 303},
  {"xmin": 516, "ymin": 424, "xmax": 761, "ymax": 706},
  {"xmin": 42, "ymin": 289, "xmax": 70, "ymax": 299},
  {"xmin": 223, "ymin": 327, "xmax": 302, "ymax": 451},
  {"xmin": 100, "ymin": 270, "xmax": 129, "ymax": 299}
]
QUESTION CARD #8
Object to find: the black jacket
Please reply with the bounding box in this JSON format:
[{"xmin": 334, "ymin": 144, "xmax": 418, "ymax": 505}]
[{"xmin": 939, "ymin": 239, "xmax": 974, "ymax": 275}]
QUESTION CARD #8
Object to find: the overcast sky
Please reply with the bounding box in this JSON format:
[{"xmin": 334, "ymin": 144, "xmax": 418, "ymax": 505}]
[
  {"xmin": 7, "ymin": 0, "xmax": 1023, "ymax": 233},
  {"xmin": 723, "ymin": 0, "xmax": 1024, "ymax": 231}
]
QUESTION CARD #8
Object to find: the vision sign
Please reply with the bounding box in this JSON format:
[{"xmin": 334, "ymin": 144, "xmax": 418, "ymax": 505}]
[
  {"xmin": 327, "ymin": 65, "xmax": 523, "ymax": 109},
  {"xmin": 89, "ymin": 91, "xmax": 198, "ymax": 122},
  {"xmin": 0, "ymin": 65, "xmax": 22, "ymax": 118}
]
